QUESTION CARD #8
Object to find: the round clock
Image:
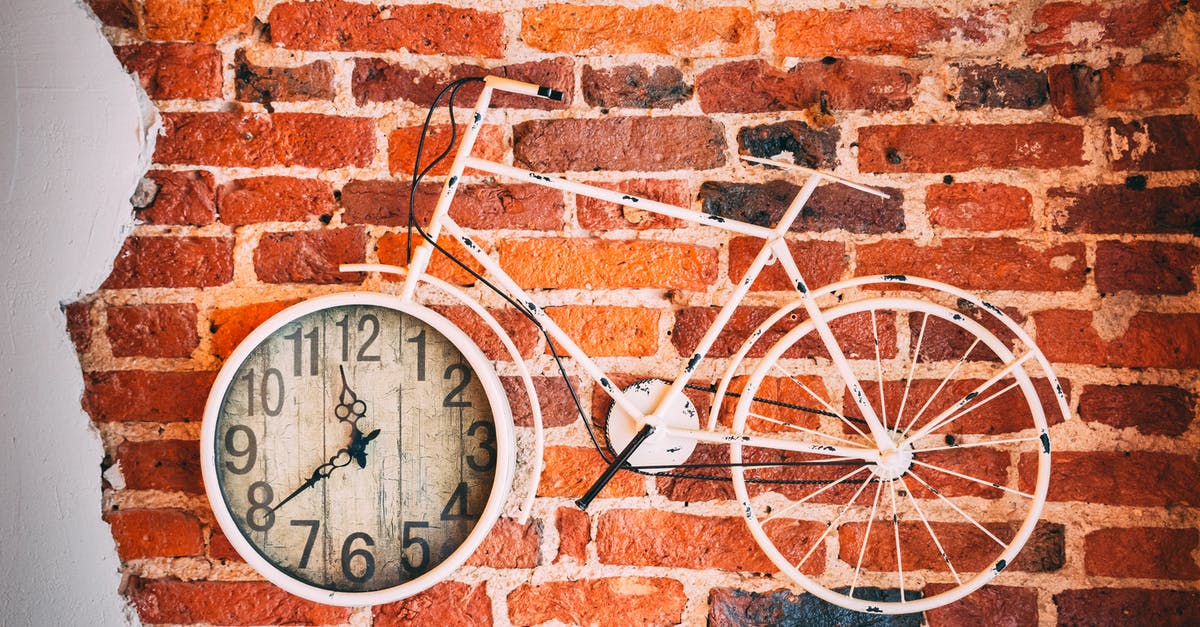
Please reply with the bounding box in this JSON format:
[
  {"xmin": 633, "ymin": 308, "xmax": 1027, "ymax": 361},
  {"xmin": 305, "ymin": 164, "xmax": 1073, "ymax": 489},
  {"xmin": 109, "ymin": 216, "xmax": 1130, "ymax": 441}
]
[{"xmin": 200, "ymin": 292, "xmax": 514, "ymax": 606}]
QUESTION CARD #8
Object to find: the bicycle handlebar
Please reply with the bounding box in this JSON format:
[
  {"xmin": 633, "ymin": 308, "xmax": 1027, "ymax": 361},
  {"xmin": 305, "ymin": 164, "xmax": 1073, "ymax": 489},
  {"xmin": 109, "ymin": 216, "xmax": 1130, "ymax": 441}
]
[{"xmin": 484, "ymin": 75, "xmax": 564, "ymax": 101}]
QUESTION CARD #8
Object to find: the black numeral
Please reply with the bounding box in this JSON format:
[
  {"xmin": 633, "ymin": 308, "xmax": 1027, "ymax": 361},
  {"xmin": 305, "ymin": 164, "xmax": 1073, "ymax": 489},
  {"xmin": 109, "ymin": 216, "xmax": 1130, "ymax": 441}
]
[
  {"xmin": 440, "ymin": 482, "xmax": 472, "ymax": 520},
  {"xmin": 442, "ymin": 364, "xmax": 472, "ymax": 408},
  {"xmin": 338, "ymin": 313, "xmax": 381, "ymax": 362},
  {"xmin": 401, "ymin": 521, "xmax": 430, "ymax": 573},
  {"xmin": 239, "ymin": 368, "xmax": 285, "ymax": 416},
  {"xmin": 291, "ymin": 520, "xmax": 319, "ymax": 568},
  {"xmin": 246, "ymin": 481, "xmax": 275, "ymax": 531},
  {"xmin": 466, "ymin": 420, "xmax": 496, "ymax": 472},
  {"xmin": 283, "ymin": 326, "xmax": 319, "ymax": 376},
  {"xmin": 223, "ymin": 425, "xmax": 257, "ymax": 475},
  {"xmin": 340, "ymin": 532, "xmax": 375, "ymax": 583},
  {"xmin": 406, "ymin": 328, "xmax": 426, "ymax": 381}
]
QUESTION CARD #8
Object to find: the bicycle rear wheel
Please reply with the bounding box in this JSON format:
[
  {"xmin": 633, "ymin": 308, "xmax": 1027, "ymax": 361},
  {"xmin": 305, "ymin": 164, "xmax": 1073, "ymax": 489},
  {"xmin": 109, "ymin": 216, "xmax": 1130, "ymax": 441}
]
[{"xmin": 730, "ymin": 295, "xmax": 1052, "ymax": 614}]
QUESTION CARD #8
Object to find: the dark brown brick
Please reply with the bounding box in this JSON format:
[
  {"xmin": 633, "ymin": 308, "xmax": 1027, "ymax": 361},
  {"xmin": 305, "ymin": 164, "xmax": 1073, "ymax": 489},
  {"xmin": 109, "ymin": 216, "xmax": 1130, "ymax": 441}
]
[
  {"xmin": 581, "ymin": 65, "xmax": 691, "ymax": 108},
  {"xmin": 501, "ymin": 376, "xmax": 584, "ymax": 428},
  {"xmin": 1079, "ymin": 384, "xmax": 1194, "ymax": 436},
  {"xmin": 1020, "ymin": 451, "xmax": 1200, "ymax": 506},
  {"xmin": 1094, "ymin": 240, "xmax": 1200, "ymax": 294},
  {"xmin": 696, "ymin": 59, "xmax": 916, "ymax": 114},
  {"xmin": 64, "ymin": 300, "xmax": 92, "ymax": 355},
  {"xmin": 699, "ymin": 180, "xmax": 905, "ymax": 234},
  {"xmin": 269, "ymin": 0, "xmax": 503, "ymax": 56},
  {"xmin": 138, "ymin": 170, "xmax": 217, "ymax": 226},
  {"xmin": 1101, "ymin": 58, "xmax": 1193, "ymax": 111},
  {"xmin": 1054, "ymin": 588, "xmax": 1200, "ymax": 627},
  {"xmin": 1047, "ymin": 63, "xmax": 1101, "ymax": 117},
  {"xmin": 737, "ymin": 121, "xmax": 839, "ymax": 170},
  {"xmin": 922, "ymin": 585, "xmax": 1038, "ymax": 627},
  {"xmin": 85, "ymin": 0, "xmax": 136, "ymax": 28},
  {"xmin": 514, "ymin": 117, "xmax": 726, "ymax": 172},
  {"xmin": 709, "ymin": 587, "xmax": 923, "ymax": 626},
  {"xmin": 1108, "ymin": 115, "xmax": 1200, "ymax": 171},
  {"xmin": 234, "ymin": 50, "xmax": 335, "ymax": 106},
  {"xmin": 253, "ymin": 228, "xmax": 366, "ymax": 284},
  {"xmin": 1049, "ymin": 183, "xmax": 1200, "ymax": 234},
  {"xmin": 102, "ymin": 236, "xmax": 233, "ymax": 289},
  {"xmin": 955, "ymin": 64, "xmax": 1049, "ymax": 110},
  {"xmin": 352, "ymin": 57, "xmax": 572, "ymax": 108}
]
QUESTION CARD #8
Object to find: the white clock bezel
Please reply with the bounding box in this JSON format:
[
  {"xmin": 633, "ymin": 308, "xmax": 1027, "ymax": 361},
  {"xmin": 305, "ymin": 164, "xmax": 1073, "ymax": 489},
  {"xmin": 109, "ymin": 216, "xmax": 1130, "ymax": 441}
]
[{"xmin": 199, "ymin": 291, "xmax": 515, "ymax": 606}]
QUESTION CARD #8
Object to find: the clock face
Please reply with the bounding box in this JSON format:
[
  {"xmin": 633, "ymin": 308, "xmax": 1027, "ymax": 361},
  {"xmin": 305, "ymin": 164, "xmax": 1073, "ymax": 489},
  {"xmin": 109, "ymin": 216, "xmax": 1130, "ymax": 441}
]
[{"xmin": 203, "ymin": 295, "xmax": 511, "ymax": 603}]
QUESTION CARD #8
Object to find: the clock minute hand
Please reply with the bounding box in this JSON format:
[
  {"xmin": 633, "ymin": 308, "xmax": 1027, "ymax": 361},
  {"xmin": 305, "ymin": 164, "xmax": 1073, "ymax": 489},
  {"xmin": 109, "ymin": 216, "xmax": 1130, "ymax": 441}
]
[{"xmin": 270, "ymin": 447, "xmax": 353, "ymax": 513}]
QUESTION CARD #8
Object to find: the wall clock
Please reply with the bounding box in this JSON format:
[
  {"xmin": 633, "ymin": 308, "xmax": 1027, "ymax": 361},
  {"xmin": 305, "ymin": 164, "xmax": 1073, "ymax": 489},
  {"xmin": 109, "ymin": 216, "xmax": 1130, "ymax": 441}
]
[{"xmin": 200, "ymin": 292, "xmax": 514, "ymax": 606}]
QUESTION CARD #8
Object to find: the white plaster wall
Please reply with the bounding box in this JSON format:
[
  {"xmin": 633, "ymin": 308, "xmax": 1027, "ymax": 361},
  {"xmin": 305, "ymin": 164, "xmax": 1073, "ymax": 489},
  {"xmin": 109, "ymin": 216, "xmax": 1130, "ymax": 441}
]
[{"xmin": 0, "ymin": 0, "xmax": 150, "ymax": 624}]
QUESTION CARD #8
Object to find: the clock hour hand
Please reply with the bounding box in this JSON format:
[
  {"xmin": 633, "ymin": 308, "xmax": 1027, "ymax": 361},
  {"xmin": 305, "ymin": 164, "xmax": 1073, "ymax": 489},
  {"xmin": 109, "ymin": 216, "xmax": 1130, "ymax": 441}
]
[
  {"xmin": 335, "ymin": 365, "xmax": 379, "ymax": 467},
  {"xmin": 271, "ymin": 447, "xmax": 353, "ymax": 513}
]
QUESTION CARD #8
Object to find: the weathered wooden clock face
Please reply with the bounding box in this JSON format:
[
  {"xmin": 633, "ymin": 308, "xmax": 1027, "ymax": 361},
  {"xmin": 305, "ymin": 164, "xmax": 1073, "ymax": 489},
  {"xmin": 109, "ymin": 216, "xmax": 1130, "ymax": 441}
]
[{"xmin": 210, "ymin": 301, "xmax": 502, "ymax": 595}]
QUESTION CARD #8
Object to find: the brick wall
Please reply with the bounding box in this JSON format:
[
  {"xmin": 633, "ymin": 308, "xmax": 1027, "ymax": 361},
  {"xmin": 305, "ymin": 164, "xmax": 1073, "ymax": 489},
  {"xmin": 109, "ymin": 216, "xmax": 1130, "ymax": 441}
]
[{"xmin": 76, "ymin": 0, "xmax": 1198, "ymax": 624}]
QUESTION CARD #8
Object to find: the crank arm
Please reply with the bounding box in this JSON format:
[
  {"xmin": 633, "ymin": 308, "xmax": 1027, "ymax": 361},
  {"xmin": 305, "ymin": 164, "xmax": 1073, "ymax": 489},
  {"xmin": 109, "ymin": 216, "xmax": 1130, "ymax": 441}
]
[{"xmin": 576, "ymin": 424, "xmax": 655, "ymax": 510}]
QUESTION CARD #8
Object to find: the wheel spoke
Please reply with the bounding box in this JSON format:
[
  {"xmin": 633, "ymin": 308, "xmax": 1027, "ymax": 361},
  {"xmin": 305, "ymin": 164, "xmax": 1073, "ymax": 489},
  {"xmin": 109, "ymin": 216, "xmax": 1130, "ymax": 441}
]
[
  {"xmin": 914, "ymin": 435, "xmax": 1040, "ymax": 454},
  {"xmin": 897, "ymin": 475, "xmax": 961, "ymax": 585},
  {"xmin": 902, "ymin": 352, "xmax": 1034, "ymax": 446},
  {"xmin": 794, "ymin": 475, "xmax": 876, "ymax": 569},
  {"xmin": 747, "ymin": 411, "xmax": 864, "ymax": 448},
  {"xmin": 850, "ymin": 479, "xmax": 885, "ymax": 597},
  {"xmin": 911, "ymin": 459, "xmax": 1034, "ymax": 499},
  {"xmin": 871, "ymin": 309, "xmax": 888, "ymax": 432},
  {"xmin": 901, "ymin": 337, "xmax": 980, "ymax": 436},
  {"xmin": 771, "ymin": 362, "xmax": 872, "ymax": 443},
  {"xmin": 907, "ymin": 469, "xmax": 1007, "ymax": 547},
  {"xmin": 895, "ymin": 312, "xmax": 929, "ymax": 431},
  {"xmin": 888, "ymin": 480, "xmax": 906, "ymax": 602},
  {"xmin": 762, "ymin": 465, "xmax": 870, "ymax": 523}
]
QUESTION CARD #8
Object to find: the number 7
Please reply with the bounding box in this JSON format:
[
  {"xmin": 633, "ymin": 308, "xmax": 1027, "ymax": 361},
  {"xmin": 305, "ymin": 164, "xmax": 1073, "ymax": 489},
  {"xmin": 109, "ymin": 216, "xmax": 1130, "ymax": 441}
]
[{"xmin": 291, "ymin": 519, "xmax": 320, "ymax": 568}]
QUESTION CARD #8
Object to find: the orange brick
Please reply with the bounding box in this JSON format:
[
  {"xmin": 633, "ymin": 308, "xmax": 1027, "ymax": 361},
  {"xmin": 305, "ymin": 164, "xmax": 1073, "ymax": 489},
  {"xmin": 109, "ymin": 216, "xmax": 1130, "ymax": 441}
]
[
  {"xmin": 545, "ymin": 306, "xmax": 660, "ymax": 357},
  {"xmin": 108, "ymin": 509, "xmax": 203, "ymax": 560},
  {"xmin": 775, "ymin": 7, "xmax": 1005, "ymax": 56},
  {"xmin": 498, "ymin": 238, "xmax": 718, "ymax": 291},
  {"xmin": 465, "ymin": 518, "xmax": 542, "ymax": 569},
  {"xmin": 522, "ymin": 5, "xmax": 756, "ymax": 57},
  {"xmin": 1033, "ymin": 309, "xmax": 1200, "ymax": 368},
  {"xmin": 508, "ymin": 577, "xmax": 685, "ymax": 627},
  {"xmin": 127, "ymin": 578, "xmax": 349, "ymax": 625},
  {"xmin": 376, "ymin": 231, "xmax": 483, "ymax": 287},
  {"xmin": 139, "ymin": 0, "xmax": 255, "ymax": 42},
  {"xmin": 209, "ymin": 300, "xmax": 303, "ymax": 359},
  {"xmin": 926, "ymin": 182, "xmax": 1033, "ymax": 231},
  {"xmin": 387, "ymin": 124, "xmax": 505, "ymax": 177},
  {"xmin": 269, "ymin": 0, "xmax": 504, "ymax": 56},
  {"xmin": 856, "ymin": 238, "xmax": 1086, "ymax": 291},
  {"xmin": 537, "ymin": 446, "xmax": 643, "ymax": 499},
  {"xmin": 859, "ymin": 123, "xmax": 1086, "ymax": 173}
]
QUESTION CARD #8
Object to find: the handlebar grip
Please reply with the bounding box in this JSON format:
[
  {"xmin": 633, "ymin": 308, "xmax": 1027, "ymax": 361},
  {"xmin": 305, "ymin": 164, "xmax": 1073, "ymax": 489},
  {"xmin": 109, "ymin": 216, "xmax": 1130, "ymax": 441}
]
[{"xmin": 483, "ymin": 75, "xmax": 564, "ymax": 101}]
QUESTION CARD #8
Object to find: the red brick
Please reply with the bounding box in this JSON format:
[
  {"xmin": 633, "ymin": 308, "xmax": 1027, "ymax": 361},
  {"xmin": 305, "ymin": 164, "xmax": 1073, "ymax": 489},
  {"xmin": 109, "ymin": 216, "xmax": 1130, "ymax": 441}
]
[
  {"xmin": 582, "ymin": 65, "xmax": 691, "ymax": 109},
  {"xmin": 82, "ymin": 370, "xmax": 215, "ymax": 422},
  {"xmin": 923, "ymin": 584, "xmax": 1038, "ymax": 626},
  {"xmin": 375, "ymin": 231, "xmax": 484, "ymax": 287},
  {"xmin": 209, "ymin": 300, "xmax": 303, "ymax": 360},
  {"xmin": 1085, "ymin": 527, "xmax": 1200, "ymax": 579},
  {"xmin": 207, "ymin": 527, "xmax": 241, "ymax": 562},
  {"xmin": 522, "ymin": 5, "xmax": 756, "ymax": 57},
  {"xmin": 127, "ymin": 578, "xmax": 349, "ymax": 625},
  {"xmin": 859, "ymin": 123, "xmax": 1086, "ymax": 173},
  {"xmin": 465, "ymin": 517, "xmax": 541, "ymax": 569},
  {"xmin": 775, "ymin": 7, "xmax": 1005, "ymax": 56},
  {"xmin": 102, "ymin": 236, "xmax": 233, "ymax": 288},
  {"xmin": 373, "ymin": 581, "xmax": 490, "ymax": 627},
  {"xmin": 696, "ymin": 59, "xmax": 917, "ymax": 113},
  {"xmin": 1020, "ymin": 451, "xmax": 1200, "ymax": 506},
  {"xmin": 598, "ymin": 509, "xmax": 824, "ymax": 573},
  {"xmin": 107, "ymin": 509, "xmax": 203, "ymax": 559},
  {"xmin": 85, "ymin": 0, "xmax": 136, "ymax": 28},
  {"xmin": 1033, "ymin": 309, "xmax": 1200, "ymax": 368},
  {"xmin": 508, "ymin": 577, "xmax": 686, "ymax": 627},
  {"xmin": 116, "ymin": 439, "xmax": 203, "ymax": 493},
  {"xmin": 387, "ymin": 124, "xmax": 506, "ymax": 177},
  {"xmin": 269, "ymin": 0, "xmax": 504, "ymax": 56},
  {"xmin": 65, "ymin": 300, "xmax": 92, "ymax": 355},
  {"xmin": 502, "ymin": 375, "xmax": 583, "ymax": 429},
  {"xmin": 576, "ymin": 179, "xmax": 691, "ymax": 230},
  {"xmin": 1054, "ymin": 588, "xmax": 1200, "ymax": 626},
  {"xmin": 699, "ymin": 180, "xmax": 905, "ymax": 234},
  {"xmin": 556, "ymin": 506, "xmax": 589, "ymax": 563},
  {"xmin": 926, "ymin": 182, "xmax": 1033, "ymax": 230},
  {"xmin": 1079, "ymin": 384, "xmax": 1194, "ymax": 436},
  {"xmin": 428, "ymin": 305, "xmax": 541, "ymax": 362},
  {"xmin": 139, "ymin": 0, "xmax": 255, "ymax": 43},
  {"xmin": 1049, "ymin": 183, "xmax": 1200, "ymax": 234},
  {"xmin": 253, "ymin": 228, "xmax": 366, "ymax": 284},
  {"xmin": 139, "ymin": 170, "xmax": 216, "ymax": 226},
  {"xmin": 668, "ymin": 305, "xmax": 818, "ymax": 359},
  {"xmin": 729, "ymin": 237, "xmax": 846, "ymax": 292},
  {"xmin": 1095, "ymin": 240, "xmax": 1199, "ymax": 294},
  {"xmin": 217, "ymin": 176, "xmax": 336, "ymax": 225},
  {"xmin": 513, "ymin": 117, "xmax": 726, "ymax": 172},
  {"xmin": 857, "ymin": 238, "xmax": 1086, "ymax": 291},
  {"xmin": 353, "ymin": 57, "xmax": 572, "ymax": 108},
  {"xmin": 1026, "ymin": 0, "xmax": 1177, "ymax": 54},
  {"xmin": 1101, "ymin": 58, "xmax": 1193, "ymax": 111},
  {"xmin": 847, "ymin": 378, "xmax": 1067, "ymax": 437},
  {"xmin": 1108, "ymin": 115, "xmax": 1200, "ymax": 172},
  {"xmin": 537, "ymin": 446, "xmax": 643, "ymax": 499},
  {"xmin": 341, "ymin": 179, "xmax": 566, "ymax": 231},
  {"xmin": 155, "ymin": 112, "xmax": 375, "ymax": 168},
  {"xmin": 1047, "ymin": 62, "xmax": 1101, "ymax": 117},
  {"xmin": 234, "ymin": 50, "xmax": 335, "ymax": 105},
  {"xmin": 841, "ymin": 519, "xmax": 1063, "ymax": 574},
  {"xmin": 106, "ymin": 303, "xmax": 199, "ymax": 358},
  {"xmin": 545, "ymin": 306, "xmax": 660, "ymax": 357},
  {"xmin": 498, "ymin": 238, "xmax": 718, "ymax": 291},
  {"xmin": 115, "ymin": 43, "xmax": 222, "ymax": 100}
]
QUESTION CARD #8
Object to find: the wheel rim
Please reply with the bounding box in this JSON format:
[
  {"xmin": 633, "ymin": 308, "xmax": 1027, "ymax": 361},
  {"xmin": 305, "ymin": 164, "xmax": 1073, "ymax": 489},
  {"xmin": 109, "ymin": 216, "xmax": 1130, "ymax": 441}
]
[{"xmin": 730, "ymin": 296, "xmax": 1051, "ymax": 614}]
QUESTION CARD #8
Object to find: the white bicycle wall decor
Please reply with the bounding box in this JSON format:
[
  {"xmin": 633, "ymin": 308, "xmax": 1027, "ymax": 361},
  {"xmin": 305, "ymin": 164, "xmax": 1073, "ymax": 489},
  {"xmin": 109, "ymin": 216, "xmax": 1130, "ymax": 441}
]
[{"xmin": 201, "ymin": 75, "xmax": 1071, "ymax": 613}]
